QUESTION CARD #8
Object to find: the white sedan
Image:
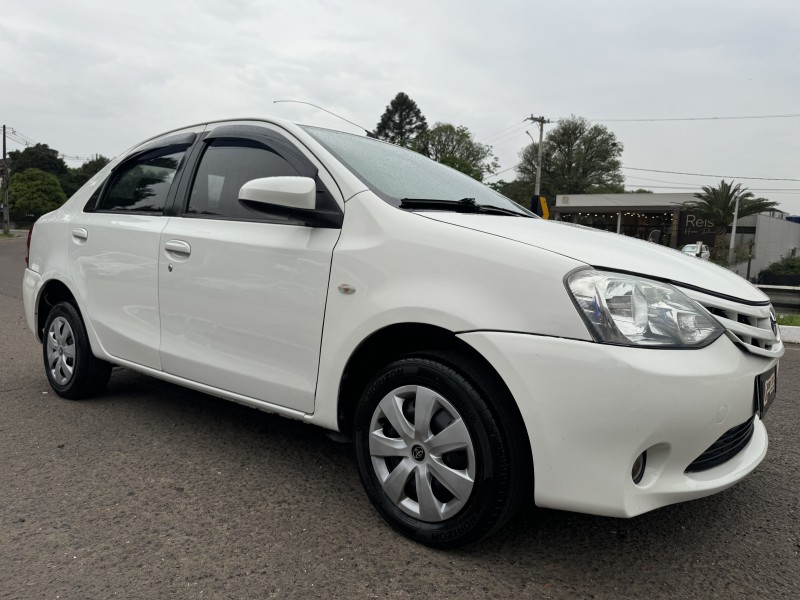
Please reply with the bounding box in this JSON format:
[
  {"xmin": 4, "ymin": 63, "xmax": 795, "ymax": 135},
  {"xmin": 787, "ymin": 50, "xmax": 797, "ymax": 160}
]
[{"xmin": 23, "ymin": 117, "xmax": 782, "ymax": 547}]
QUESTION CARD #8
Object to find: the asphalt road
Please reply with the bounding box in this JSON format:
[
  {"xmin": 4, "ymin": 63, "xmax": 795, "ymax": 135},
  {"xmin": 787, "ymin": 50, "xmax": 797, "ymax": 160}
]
[{"xmin": 1, "ymin": 234, "xmax": 798, "ymax": 599}]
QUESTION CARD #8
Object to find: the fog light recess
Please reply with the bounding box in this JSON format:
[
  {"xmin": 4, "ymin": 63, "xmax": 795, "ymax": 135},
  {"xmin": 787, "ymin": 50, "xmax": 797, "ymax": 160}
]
[{"xmin": 632, "ymin": 451, "xmax": 647, "ymax": 484}]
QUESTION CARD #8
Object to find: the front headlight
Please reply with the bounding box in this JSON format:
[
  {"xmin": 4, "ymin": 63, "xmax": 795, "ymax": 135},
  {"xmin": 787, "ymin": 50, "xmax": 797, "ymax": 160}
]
[{"xmin": 566, "ymin": 269, "xmax": 724, "ymax": 348}]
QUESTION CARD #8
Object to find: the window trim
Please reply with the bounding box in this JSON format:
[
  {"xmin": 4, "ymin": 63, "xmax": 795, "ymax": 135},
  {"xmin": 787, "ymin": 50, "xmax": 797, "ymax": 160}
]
[
  {"xmin": 88, "ymin": 143, "xmax": 192, "ymax": 216},
  {"xmin": 174, "ymin": 129, "xmax": 343, "ymax": 228},
  {"xmin": 82, "ymin": 175, "xmax": 110, "ymax": 213}
]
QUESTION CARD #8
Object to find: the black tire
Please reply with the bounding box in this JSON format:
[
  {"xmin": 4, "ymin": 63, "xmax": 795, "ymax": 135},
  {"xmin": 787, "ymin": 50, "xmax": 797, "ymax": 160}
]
[
  {"xmin": 42, "ymin": 302, "xmax": 112, "ymax": 400},
  {"xmin": 354, "ymin": 352, "xmax": 531, "ymax": 548}
]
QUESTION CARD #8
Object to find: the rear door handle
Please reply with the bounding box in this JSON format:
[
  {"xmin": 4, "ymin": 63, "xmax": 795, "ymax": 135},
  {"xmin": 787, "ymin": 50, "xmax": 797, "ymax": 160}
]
[
  {"xmin": 164, "ymin": 239, "xmax": 191, "ymax": 256},
  {"xmin": 71, "ymin": 228, "xmax": 88, "ymax": 241}
]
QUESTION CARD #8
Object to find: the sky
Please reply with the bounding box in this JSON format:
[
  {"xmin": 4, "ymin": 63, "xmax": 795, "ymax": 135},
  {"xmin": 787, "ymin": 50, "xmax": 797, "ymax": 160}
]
[{"xmin": 2, "ymin": 0, "xmax": 799, "ymax": 212}]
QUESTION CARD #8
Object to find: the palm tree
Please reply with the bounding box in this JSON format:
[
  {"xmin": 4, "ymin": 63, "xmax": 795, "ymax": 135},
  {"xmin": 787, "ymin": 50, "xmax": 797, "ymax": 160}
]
[{"xmin": 681, "ymin": 180, "xmax": 779, "ymax": 262}]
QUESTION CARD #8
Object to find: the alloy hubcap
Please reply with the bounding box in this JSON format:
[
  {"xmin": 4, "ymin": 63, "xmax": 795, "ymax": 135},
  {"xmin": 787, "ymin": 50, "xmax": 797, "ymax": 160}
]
[
  {"xmin": 368, "ymin": 385, "xmax": 476, "ymax": 523},
  {"xmin": 47, "ymin": 317, "xmax": 76, "ymax": 386}
]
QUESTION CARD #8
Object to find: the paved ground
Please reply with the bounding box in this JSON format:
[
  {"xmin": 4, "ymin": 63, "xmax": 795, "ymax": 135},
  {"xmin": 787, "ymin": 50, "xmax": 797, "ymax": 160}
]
[{"xmin": 1, "ymin": 235, "xmax": 798, "ymax": 599}]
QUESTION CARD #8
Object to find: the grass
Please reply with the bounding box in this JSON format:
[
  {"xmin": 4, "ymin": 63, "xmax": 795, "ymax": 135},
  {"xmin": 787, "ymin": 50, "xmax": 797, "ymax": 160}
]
[
  {"xmin": 777, "ymin": 314, "xmax": 800, "ymax": 327},
  {"xmin": 0, "ymin": 232, "xmax": 18, "ymax": 239}
]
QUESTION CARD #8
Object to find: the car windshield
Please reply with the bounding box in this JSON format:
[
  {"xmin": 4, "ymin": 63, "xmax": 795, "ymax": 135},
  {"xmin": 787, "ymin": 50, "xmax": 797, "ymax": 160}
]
[
  {"xmin": 683, "ymin": 245, "xmax": 698, "ymax": 252},
  {"xmin": 301, "ymin": 125, "xmax": 532, "ymax": 217}
]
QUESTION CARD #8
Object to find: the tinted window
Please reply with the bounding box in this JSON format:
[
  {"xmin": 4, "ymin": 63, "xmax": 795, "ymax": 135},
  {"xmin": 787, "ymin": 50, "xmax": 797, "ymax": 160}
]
[
  {"xmin": 99, "ymin": 149, "xmax": 185, "ymax": 213},
  {"xmin": 187, "ymin": 140, "xmax": 300, "ymax": 220}
]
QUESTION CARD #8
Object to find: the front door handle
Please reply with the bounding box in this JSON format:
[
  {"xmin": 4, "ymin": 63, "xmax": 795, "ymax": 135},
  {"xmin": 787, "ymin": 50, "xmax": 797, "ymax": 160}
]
[
  {"xmin": 164, "ymin": 239, "xmax": 191, "ymax": 256},
  {"xmin": 71, "ymin": 227, "xmax": 88, "ymax": 241}
]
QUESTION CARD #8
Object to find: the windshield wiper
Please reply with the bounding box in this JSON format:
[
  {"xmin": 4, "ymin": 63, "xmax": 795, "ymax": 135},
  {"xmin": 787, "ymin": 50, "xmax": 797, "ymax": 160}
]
[{"xmin": 400, "ymin": 197, "xmax": 528, "ymax": 217}]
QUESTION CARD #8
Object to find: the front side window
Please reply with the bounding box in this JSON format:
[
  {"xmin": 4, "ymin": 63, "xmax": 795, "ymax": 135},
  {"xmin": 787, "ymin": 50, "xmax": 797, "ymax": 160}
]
[
  {"xmin": 98, "ymin": 149, "xmax": 186, "ymax": 213},
  {"xmin": 186, "ymin": 140, "xmax": 300, "ymax": 220}
]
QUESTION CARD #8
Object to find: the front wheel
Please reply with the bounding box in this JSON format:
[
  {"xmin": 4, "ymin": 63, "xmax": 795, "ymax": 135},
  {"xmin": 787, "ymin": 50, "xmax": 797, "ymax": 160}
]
[
  {"xmin": 42, "ymin": 302, "xmax": 111, "ymax": 399},
  {"xmin": 354, "ymin": 353, "xmax": 529, "ymax": 548}
]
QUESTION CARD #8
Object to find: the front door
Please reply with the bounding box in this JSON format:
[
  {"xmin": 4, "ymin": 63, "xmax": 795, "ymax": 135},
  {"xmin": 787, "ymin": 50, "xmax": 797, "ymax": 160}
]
[{"xmin": 158, "ymin": 128, "xmax": 342, "ymax": 413}]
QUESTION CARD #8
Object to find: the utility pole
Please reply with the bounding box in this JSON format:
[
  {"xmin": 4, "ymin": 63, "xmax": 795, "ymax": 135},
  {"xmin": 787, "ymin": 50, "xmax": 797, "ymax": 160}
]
[
  {"xmin": 525, "ymin": 115, "xmax": 552, "ymax": 198},
  {"xmin": 2, "ymin": 125, "xmax": 9, "ymax": 235}
]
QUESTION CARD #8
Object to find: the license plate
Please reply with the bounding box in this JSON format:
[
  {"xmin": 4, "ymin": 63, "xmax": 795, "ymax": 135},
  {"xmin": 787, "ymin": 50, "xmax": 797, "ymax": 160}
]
[{"xmin": 756, "ymin": 366, "xmax": 778, "ymax": 418}]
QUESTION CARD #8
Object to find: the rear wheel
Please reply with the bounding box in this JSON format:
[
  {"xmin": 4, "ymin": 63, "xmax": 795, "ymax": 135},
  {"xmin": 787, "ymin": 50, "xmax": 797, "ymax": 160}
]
[
  {"xmin": 42, "ymin": 302, "xmax": 111, "ymax": 399},
  {"xmin": 354, "ymin": 353, "xmax": 530, "ymax": 547}
]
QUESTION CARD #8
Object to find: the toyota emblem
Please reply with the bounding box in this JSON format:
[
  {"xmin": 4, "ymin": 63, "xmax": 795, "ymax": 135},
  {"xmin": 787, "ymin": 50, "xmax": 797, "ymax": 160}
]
[{"xmin": 411, "ymin": 445, "xmax": 425, "ymax": 461}]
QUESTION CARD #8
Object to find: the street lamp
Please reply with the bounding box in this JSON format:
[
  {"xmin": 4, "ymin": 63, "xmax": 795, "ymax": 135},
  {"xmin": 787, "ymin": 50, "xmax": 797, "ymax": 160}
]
[{"xmin": 727, "ymin": 195, "xmax": 740, "ymax": 266}]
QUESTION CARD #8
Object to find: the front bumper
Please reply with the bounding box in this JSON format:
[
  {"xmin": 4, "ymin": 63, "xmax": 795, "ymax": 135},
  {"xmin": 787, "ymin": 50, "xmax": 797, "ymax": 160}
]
[{"xmin": 458, "ymin": 331, "xmax": 775, "ymax": 518}]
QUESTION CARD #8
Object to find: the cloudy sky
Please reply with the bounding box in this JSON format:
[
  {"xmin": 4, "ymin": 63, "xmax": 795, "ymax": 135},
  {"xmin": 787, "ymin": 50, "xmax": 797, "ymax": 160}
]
[{"xmin": 2, "ymin": 0, "xmax": 799, "ymax": 211}]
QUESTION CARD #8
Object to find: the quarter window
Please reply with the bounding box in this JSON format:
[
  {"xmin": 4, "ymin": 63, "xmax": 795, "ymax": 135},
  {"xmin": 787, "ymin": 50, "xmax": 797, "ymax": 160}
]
[
  {"xmin": 98, "ymin": 149, "xmax": 186, "ymax": 213},
  {"xmin": 186, "ymin": 140, "xmax": 301, "ymax": 220}
]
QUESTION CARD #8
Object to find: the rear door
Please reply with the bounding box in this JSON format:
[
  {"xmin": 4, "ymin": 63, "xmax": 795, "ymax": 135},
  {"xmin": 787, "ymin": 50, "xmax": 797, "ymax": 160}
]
[
  {"xmin": 157, "ymin": 124, "xmax": 343, "ymax": 413},
  {"xmin": 68, "ymin": 133, "xmax": 197, "ymax": 369}
]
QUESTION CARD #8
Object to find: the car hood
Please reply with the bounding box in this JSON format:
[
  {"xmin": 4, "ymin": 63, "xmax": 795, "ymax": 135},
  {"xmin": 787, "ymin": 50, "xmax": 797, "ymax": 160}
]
[{"xmin": 417, "ymin": 212, "xmax": 768, "ymax": 303}]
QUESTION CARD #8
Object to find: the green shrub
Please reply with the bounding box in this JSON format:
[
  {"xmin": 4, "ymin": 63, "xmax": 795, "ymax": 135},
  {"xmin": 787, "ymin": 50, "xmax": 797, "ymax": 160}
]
[
  {"xmin": 763, "ymin": 256, "xmax": 800, "ymax": 276},
  {"xmin": 758, "ymin": 256, "xmax": 800, "ymax": 285}
]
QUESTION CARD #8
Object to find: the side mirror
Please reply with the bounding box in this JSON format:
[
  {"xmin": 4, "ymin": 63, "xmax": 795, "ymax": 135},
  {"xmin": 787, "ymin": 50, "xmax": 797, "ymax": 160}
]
[
  {"xmin": 239, "ymin": 176, "xmax": 316, "ymax": 211},
  {"xmin": 237, "ymin": 175, "xmax": 343, "ymax": 229}
]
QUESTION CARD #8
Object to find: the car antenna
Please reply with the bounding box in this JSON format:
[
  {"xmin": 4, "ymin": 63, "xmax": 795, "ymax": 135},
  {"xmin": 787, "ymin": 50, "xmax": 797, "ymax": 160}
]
[{"xmin": 273, "ymin": 100, "xmax": 377, "ymax": 138}]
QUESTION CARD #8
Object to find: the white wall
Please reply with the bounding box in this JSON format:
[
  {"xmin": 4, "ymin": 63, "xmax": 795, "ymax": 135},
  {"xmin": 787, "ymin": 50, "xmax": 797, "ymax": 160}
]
[{"xmin": 729, "ymin": 214, "xmax": 800, "ymax": 279}]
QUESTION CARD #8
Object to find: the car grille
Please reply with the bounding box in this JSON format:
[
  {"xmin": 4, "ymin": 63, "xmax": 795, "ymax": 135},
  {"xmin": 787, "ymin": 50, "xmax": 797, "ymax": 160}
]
[
  {"xmin": 685, "ymin": 415, "xmax": 756, "ymax": 473},
  {"xmin": 680, "ymin": 288, "xmax": 783, "ymax": 358}
]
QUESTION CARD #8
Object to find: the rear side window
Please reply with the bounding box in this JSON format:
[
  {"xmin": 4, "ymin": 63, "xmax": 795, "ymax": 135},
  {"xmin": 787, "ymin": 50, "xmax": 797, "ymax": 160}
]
[
  {"xmin": 186, "ymin": 140, "xmax": 300, "ymax": 220},
  {"xmin": 97, "ymin": 148, "xmax": 187, "ymax": 213}
]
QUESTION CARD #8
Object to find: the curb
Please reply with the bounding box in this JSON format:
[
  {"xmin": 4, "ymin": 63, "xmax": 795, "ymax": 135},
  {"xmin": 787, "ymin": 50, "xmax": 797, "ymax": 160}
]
[{"xmin": 780, "ymin": 325, "xmax": 800, "ymax": 344}]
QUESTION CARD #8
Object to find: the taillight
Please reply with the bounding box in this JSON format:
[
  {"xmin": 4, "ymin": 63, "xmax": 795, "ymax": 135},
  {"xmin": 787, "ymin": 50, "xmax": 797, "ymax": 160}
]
[{"xmin": 25, "ymin": 224, "xmax": 34, "ymax": 266}]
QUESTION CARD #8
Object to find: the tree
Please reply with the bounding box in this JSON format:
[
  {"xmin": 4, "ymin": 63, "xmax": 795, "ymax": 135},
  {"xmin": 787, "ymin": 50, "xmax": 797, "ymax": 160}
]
[
  {"xmin": 517, "ymin": 116, "xmax": 624, "ymax": 199},
  {"xmin": 414, "ymin": 122, "xmax": 499, "ymax": 181},
  {"xmin": 488, "ymin": 179, "xmax": 534, "ymax": 208},
  {"xmin": 681, "ymin": 180, "xmax": 779, "ymax": 261},
  {"xmin": 8, "ymin": 168, "xmax": 67, "ymax": 220},
  {"xmin": 374, "ymin": 92, "xmax": 428, "ymax": 147},
  {"xmin": 61, "ymin": 155, "xmax": 112, "ymax": 198},
  {"xmin": 8, "ymin": 144, "xmax": 68, "ymax": 178}
]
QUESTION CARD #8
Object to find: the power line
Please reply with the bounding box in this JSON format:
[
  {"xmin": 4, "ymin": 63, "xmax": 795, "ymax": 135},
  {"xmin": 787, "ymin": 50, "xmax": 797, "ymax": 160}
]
[
  {"xmin": 487, "ymin": 165, "xmax": 800, "ymax": 188},
  {"xmin": 485, "ymin": 163, "xmax": 521, "ymax": 180},
  {"xmin": 625, "ymin": 174, "xmax": 704, "ymax": 186},
  {"xmin": 626, "ymin": 183, "xmax": 800, "ymax": 192},
  {"xmin": 627, "ymin": 185, "xmax": 800, "ymax": 195},
  {"xmin": 623, "ymin": 166, "xmax": 800, "ymax": 182},
  {"xmin": 478, "ymin": 120, "xmax": 528, "ymax": 143},
  {"xmin": 480, "ymin": 112, "xmax": 800, "ymax": 146},
  {"xmin": 5, "ymin": 128, "xmax": 91, "ymax": 162},
  {"xmin": 482, "ymin": 110, "xmax": 800, "ymax": 147},
  {"xmin": 6, "ymin": 136, "xmax": 90, "ymax": 162},
  {"xmin": 624, "ymin": 173, "xmax": 800, "ymax": 190},
  {"xmin": 10, "ymin": 129, "xmax": 39, "ymax": 145},
  {"xmin": 590, "ymin": 113, "xmax": 800, "ymax": 123},
  {"xmin": 8, "ymin": 127, "xmax": 91, "ymax": 160},
  {"xmin": 484, "ymin": 127, "xmax": 532, "ymax": 148}
]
